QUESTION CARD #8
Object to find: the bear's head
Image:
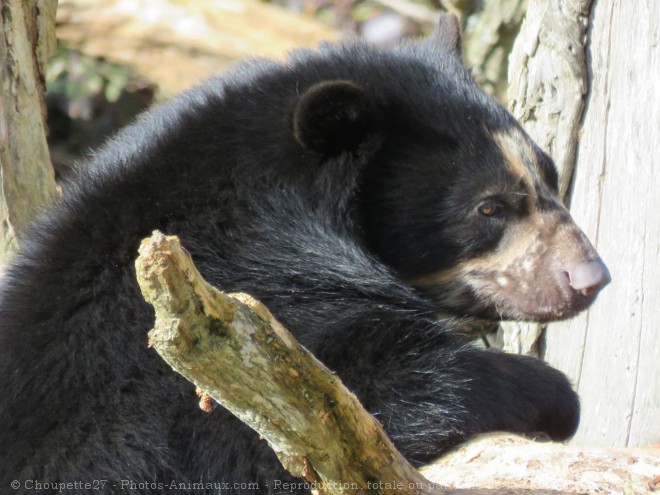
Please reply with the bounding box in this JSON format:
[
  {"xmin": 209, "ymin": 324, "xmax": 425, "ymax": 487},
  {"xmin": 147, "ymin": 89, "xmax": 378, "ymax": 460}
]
[{"xmin": 292, "ymin": 13, "xmax": 610, "ymax": 323}]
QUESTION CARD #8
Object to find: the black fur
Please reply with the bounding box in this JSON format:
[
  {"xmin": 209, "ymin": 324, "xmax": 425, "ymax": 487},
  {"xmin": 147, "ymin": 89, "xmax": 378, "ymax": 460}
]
[
  {"xmin": 293, "ymin": 80, "xmax": 380, "ymax": 153},
  {"xmin": 0, "ymin": 37, "xmax": 579, "ymax": 494}
]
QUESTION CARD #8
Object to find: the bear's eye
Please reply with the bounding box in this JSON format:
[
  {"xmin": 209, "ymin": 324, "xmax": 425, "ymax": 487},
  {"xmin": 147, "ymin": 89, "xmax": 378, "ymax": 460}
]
[{"xmin": 477, "ymin": 201, "xmax": 503, "ymax": 217}]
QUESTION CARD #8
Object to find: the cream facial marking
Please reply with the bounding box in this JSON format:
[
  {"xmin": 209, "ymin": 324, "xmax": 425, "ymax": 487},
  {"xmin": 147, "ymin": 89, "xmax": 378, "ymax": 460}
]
[
  {"xmin": 489, "ymin": 128, "xmax": 548, "ymax": 208},
  {"xmin": 410, "ymin": 201, "xmax": 602, "ymax": 321},
  {"xmin": 412, "ymin": 213, "xmax": 554, "ymax": 289}
]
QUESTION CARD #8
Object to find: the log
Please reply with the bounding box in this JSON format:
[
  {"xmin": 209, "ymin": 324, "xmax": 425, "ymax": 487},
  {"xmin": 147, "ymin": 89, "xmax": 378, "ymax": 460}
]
[
  {"xmin": 137, "ymin": 231, "xmax": 660, "ymax": 494},
  {"xmin": 0, "ymin": 0, "xmax": 59, "ymax": 265},
  {"xmin": 422, "ymin": 433, "xmax": 659, "ymax": 494}
]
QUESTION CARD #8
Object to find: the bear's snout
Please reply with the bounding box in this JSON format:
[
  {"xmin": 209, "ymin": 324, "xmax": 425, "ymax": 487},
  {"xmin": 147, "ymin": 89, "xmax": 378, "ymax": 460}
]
[
  {"xmin": 566, "ymin": 260, "xmax": 611, "ymax": 297},
  {"xmin": 408, "ymin": 207, "xmax": 612, "ymax": 322}
]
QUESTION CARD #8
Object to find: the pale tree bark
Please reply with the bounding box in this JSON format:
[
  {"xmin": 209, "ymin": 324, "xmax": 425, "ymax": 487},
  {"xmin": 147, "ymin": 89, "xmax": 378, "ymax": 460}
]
[
  {"xmin": 0, "ymin": 0, "xmax": 59, "ymax": 265},
  {"xmin": 136, "ymin": 232, "xmax": 660, "ymax": 495},
  {"xmin": 542, "ymin": 0, "xmax": 660, "ymax": 448},
  {"xmin": 423, "ymin": 433, "xmax": 659, "ymax": 493}
]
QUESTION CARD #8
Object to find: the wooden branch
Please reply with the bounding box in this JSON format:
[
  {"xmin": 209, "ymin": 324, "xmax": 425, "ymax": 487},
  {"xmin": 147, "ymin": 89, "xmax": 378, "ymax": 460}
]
[
  {"xmin": 136, "ymin": 232, "xmax": 426, "ymax": 494},
  {"xmin": 135, "ymin": 231, "xmax": 572, "ymax": 495}
]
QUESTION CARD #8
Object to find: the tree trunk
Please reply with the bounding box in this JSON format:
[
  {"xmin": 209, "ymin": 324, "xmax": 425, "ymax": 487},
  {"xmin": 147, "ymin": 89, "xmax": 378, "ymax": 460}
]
[
  {"xmin": 505, "ymin": 0, "xmax": 660, "ymax": 448},
  {"xmin": 543, "ymin": 0, "xmax": 660, "ymax": 448},
  {"xmin": 0, "ymin": 0, "xmax": 59, "ymax": 265}
]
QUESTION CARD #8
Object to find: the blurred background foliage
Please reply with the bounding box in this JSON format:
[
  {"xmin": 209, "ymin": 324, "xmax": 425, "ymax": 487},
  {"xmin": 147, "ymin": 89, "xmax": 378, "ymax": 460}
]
[
  {"xmin": 46, "ymin": 48, "xmax": 156, "ymax": 176},
  {"xmin": 47, "ymin": 0, "xmax": 526, "ymax": 178}
]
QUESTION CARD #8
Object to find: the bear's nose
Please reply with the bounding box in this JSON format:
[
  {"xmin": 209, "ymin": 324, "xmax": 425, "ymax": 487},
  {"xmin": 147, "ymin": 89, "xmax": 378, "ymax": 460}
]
[{"xmin": 567, "ymin": 260, "xmax": 611, "ymax": 297}]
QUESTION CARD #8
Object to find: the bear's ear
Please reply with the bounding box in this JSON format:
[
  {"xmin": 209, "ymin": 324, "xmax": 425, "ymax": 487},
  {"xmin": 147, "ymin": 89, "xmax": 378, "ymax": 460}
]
[
  {"xmin": 431, "ymin": 12, "xmax": 462, "ymax": 57},
  {"xmin": 293, "ymin": 80, "xmax": 380, "ymax": 155}
]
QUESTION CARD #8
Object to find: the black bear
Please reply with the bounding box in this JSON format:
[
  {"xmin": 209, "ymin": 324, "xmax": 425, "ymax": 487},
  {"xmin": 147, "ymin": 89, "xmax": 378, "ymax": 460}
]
[{"xmin": 0, "ymin": 14, "xmax": 609, "ymax": 495}]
